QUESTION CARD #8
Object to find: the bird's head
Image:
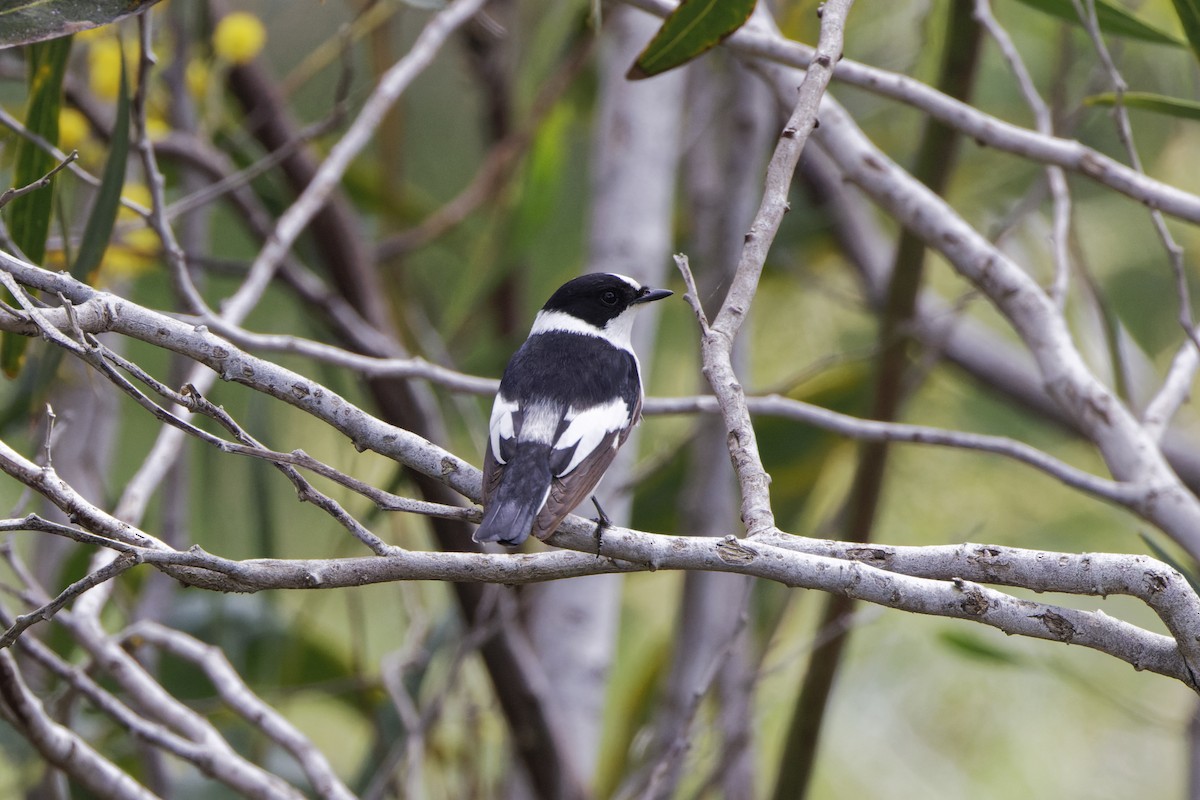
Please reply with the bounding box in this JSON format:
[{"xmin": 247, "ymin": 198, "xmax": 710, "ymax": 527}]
[{"xmin": 532, "ymin": 272, "xmax": 672, "ymax": 347}]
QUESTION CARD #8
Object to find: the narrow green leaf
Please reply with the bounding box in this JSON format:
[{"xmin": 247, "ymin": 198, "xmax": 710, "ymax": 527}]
[
  {"xmin": 0, "ymin": 0, "xmax": 162, "ymax": 49},
  {"xmin": 627, "ymin": 0, "xmax": 757, "ymax": 80},
  {"xmin": 1085, "ymin": 90, "xmax": 1200, "ymax": 121},
  {"xmin": 9, "ymin": 37, "xmax": 70, "ymax": 265},
  {"xmin": 1011, "ymin": 0, "xmax": 1185, "ymax": 46},
  {"xmin": 72, "ymin": 53, "xmax": 129, "ymax": 284},
  {"xmin": 1169, "ymin": 0, "xmax": 1200, "ymax": 62},
  {"xmin": 4, "ymin": 36, "xmax": 70, "ymax": 377}
]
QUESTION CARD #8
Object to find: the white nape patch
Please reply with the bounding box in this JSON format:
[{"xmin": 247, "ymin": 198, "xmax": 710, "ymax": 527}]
[
  {"xmin": 553, "ymin": 397, "xmax": 630, "ymax": 476},
  {"xmin": 489, "ymin": 394, "xmax": 519, "ymax": 463},
  {"xmin": 609, "ymin": 273, "xmax": 643, "ymax": 290}
]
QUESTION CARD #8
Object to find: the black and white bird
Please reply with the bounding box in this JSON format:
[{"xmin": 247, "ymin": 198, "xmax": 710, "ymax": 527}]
[{"xmin": 474, "ymin": 272, "xmax": 672, "ymax": 546}]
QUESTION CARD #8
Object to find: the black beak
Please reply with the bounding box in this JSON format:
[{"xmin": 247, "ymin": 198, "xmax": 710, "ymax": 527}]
[{"xmin": 632, "ymin": 287, "xmax": 673, "ymax": 305}]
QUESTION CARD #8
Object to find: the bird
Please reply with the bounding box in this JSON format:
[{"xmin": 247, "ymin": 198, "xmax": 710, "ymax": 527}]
[{"xmin": 474, "ymin": 272, "xmax": 672, "ymax": 546}]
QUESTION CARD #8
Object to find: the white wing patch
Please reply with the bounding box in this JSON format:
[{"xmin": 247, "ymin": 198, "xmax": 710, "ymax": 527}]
[
  {"xmin": 489, "ymin": 394, "xmax": 519, "ymax": 463},
  {"xmin": 553, "ymin": 397, "xmax": 631, "ymax": 476}
]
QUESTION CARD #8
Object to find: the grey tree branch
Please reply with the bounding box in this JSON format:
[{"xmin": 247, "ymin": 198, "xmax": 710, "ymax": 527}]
[
  {"xmin": 2, "ymin": 276, "xmax": 1140, "ymax": 516},
  {"xmin": 0, "ymin": 249, "xmax": 1198, "ymax": 688},
  {"xmin": 770, "ymin": 83, "xmax": 1200, "ymax": 560},
  {"xmin": 121, "ymin": 621, "xmax": 357, "ymax": 800},
  {"xmin": 0, "ymin": 650, "xmax": 159, "ymax": 800},
  {"xmin": 685, "ymin": 0, "xmax": 854, "ymax": 536},
  {"xmin": 621, "ymin": 0, "xmax": 1200, "ymax": 224},
  {"xmin": 232, "ymin": 0, "xmax": 489, "ymax": 323},
  {"xmin": 0, "ymin": 599, "xmax": 334, "ymax": 797},
  {"xmin": 973, "ymin": 0, "xmax": 1073, "ymax": 308},
  {"xmin": 39, "ymin": 584, "xmax": 309, "ymax": 798},
  {"xmin": 0, "ymin": 474, "xmax": 1197, "ymax": 693}
]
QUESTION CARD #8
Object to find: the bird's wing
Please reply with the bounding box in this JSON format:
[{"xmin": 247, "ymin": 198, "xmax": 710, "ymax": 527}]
[
  {"xmin": 532, "ymin": 427, "xmax": 622, "ymax": 541},
  {"xmin": 488, "ymin": 394, "xmax": 521, "ymax": 467},
  {"xmin": 549, "ymin": 397, "xmax": 632, "ymax": 476},
  {"xmin": 481, "ymin": 394, "xmax": 516, "ymax": 509},
  {"xmin": 481, "ymin": 441, "xmax": 503, "ymax": 507},
  {"xmin": 530, "ymin": 391, "xmax": 641, "ymax": 541}
]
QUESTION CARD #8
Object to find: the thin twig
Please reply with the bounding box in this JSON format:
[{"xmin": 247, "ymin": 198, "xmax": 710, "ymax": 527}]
[
  {"xmin": 0, "ymin": 552, "xmax": 138, "ymax": 649},
  {"xmin": 687, "ymin": 0, "xmax": 853, "ymax": 536},
  {"xmin": 0, "ymin": 151, "xmax": 79, "ymax": 210},
  {"xmin": 122, "ymin": 621, "xmax": 357, "ymax": 800},
  {"xmin": 0, "ymin": 650, "xmax": 160, "ymax": 800},
  {"xmin": 80, "ymin": 336, "xmax": 473, "ymax": 533},
  {"xmin": 623, "ymin": 0, "xmax": 1200, "ymax": 224},
  {"xmin": 134, "ymin": 13, "xmax": 210, "ymax": 316},
  {"xmin": 229, "ymin": 0, "xmax": 489, "ymax": 323},
  {"xmin": 974, "ymin": 0, "xmax": 1073, "ymax": 308}
]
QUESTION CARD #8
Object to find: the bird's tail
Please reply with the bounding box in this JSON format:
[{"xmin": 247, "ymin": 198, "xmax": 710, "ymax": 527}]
[{"xmin": 474, "ymin": 448, "xmax": 551, "ymax": 546}]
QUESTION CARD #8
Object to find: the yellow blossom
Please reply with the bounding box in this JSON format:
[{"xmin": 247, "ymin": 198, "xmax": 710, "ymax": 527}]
[
  {"xmin": 186, "ymin": 57, "xmax": 211, "ymax": 99},
  {"xmin": 145, "ymin": 115, "xmax": 171, "ymax": 141},
  {"xmin": 87, "ymin": 38, "xmax": 124, "ymax": 100},
  {"xmin": 213, "ymin": 13, "xmax": 267, "ymax": 65},
  {"xmin": 119, "ymin": 184, "xmax": 153, "ymax": 220},
  {"xmin": 100, "ymin": 226, "xmax": 159, "ymax": 283},
  {"xmin": 75, "ymin": 26, "xmax": 111, "ymax": 43},
  {"xmin": 87, "ymin": 185, "xmax": 160, "ymax": 284},
  {"xmin": 57, "ymin": 107, "xmax": 90, "ymax": 151}
]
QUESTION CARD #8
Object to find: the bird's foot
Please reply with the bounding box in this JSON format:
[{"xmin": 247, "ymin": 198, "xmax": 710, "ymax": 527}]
[{"xmin": 590, "ymin": 496, "xmax": 612, "ymax": 556}]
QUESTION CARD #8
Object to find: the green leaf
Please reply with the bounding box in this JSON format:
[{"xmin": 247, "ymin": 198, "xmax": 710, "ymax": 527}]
[
  {"xmin": 71, "ymin": 51, "xmax": 129, "ymax": 284},
  {"xmin": 4, "ymin": 36, "xmax": 71, "ymax": 377},
  {"xmin": 0, "ymin": 0, "xmax": 163, "ymax": 48},
  {"xmin": 1168, "ymin": 0, "xmax": 1200, "ymax": 62},
  {"xmin": 627, "ymin": 0, "xmax": 757, "ymax": 80},
  {"xmin": 1085, "ymin": 90, "xmax": 1200, "ymax": 121},
  {"xmin": 9, "ymin": 37, "xmax": 70, "ymax": 266},
  {"xmin": 1011, "ymin": 0, "xmax": 1185, "ymax": 47}
]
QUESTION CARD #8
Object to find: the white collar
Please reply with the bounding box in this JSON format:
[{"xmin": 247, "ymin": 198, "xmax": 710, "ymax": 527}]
[{"xmin": 529, "ymin": 308, "xmax": 636, "ymax": 353}]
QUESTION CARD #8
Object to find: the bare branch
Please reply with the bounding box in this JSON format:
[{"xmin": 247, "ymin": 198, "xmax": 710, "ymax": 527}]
[
  {"xmin": 2, "ymin": 610, "xmax": 302, "ymax": 796},
  {"xmin": 0, "ymin": 552, "xmax": 138, "ymax": 649},
  {"xmin": 122, "ymin": 622, "xmax": 357, "ymax": 800},
  {"xmin": 0, "ymin": 151, "xmax": 78, "ymax": 210},
  {"xmin": 0, "ymin": 259, "xmax": 1167, "ymax": 536},
  {"xmin": 0, "ymin": 493, "xmax": 1196, "ymax": 692},
  {"xmin": 687, "ymin": 0, "xmax": 854, "ymax": 536},
  {"xmin": 651, "ymin": 393, "xmax": 1135, "ymax": 505},
  {"xmin": 973, "ymin": 0, "xmax": 1073, "ymax": 308},
  {"xmin": 231, "ymin": 0, "xmax": 489, "ymax": 323},
  {"xmin": 745, "ymin": 68, "xmax": 1200, "ymax": 559},
  {"xmin": 624, "ymin": 0, "xmax": 1200, "ymax": 224},
  {"xmin": 0, "ymin": 650, "xmax": 159, "ymax": 800}
]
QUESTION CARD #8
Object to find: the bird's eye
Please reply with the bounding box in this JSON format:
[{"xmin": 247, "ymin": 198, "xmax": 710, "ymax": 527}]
[{"xmin": 601, "ymin": 290, "xmax": 618, "ymax": 306}]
